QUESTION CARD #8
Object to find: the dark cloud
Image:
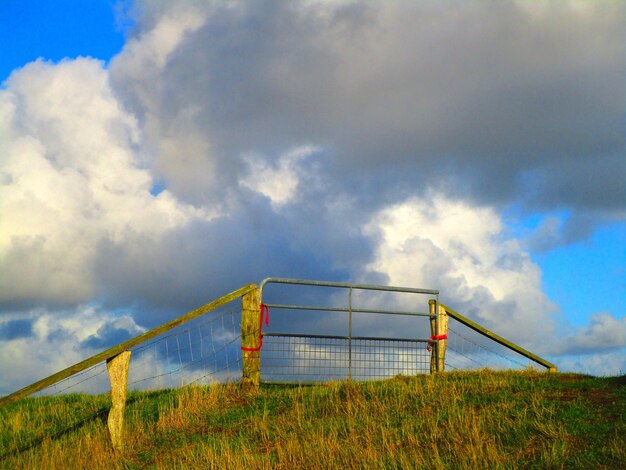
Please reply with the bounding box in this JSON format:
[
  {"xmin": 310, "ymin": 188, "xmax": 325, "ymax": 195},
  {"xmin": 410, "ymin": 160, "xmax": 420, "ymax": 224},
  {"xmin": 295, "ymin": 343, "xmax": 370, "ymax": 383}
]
[
  {"xmin": 94, "ymin": 194, "xmax": 368, "ymax": 326},
  {"xmin": 111, "ymin": 0, "xmax": 625, "ymax": 228}
]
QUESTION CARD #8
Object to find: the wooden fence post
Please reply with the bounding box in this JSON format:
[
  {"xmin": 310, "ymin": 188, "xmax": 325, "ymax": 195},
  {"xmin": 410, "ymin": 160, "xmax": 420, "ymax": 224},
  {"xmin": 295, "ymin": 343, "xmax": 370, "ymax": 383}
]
[
  {"xmin": 429, "ymin": 300, "xmax": 448, "ymax": 373},
  {"xmin": 437, "ymin": 303, "xmax": 448, "ymax": 372},
  {"xmin": 241, "ymin": 286, "xmax": 261, "ymax": 388},
  {"xmin": 106, "ymin": 350, "xmax": 131, "ymax": 452}
]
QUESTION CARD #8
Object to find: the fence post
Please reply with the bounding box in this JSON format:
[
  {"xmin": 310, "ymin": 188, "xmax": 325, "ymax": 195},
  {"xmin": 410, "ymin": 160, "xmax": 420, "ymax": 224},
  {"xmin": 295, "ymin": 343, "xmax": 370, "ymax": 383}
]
[
  {"xmin": 106, "ymin": 350, "xmax": 131, "ymax": 452},
  {"xmin": 241, "ymin": 286, "xmax": 261, "ymax": 388},
  {"xmin": 429, "ymin": 300, "xmax": 448, "ymax": 373},
  {"xmin": 437, "ymin": 303, "xmax": 448, "ymax": 372}
]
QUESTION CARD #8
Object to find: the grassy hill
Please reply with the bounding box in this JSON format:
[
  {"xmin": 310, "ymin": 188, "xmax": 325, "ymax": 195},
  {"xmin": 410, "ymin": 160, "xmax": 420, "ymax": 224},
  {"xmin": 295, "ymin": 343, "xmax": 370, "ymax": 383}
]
[{"xmin": 1, "ymin": 370, "xmax": 624, "ymax": 469}]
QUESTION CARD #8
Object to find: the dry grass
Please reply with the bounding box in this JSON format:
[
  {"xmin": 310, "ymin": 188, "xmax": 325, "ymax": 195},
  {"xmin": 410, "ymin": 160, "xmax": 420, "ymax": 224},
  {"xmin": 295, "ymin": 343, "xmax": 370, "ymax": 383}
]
[{"xmin": 1, "ymin": 370, "xmax": 624, "ymax": 469}]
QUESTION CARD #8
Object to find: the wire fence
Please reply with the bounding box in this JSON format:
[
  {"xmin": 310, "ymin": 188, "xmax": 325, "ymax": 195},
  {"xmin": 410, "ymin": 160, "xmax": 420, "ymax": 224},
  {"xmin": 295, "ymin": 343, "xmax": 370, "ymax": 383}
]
[
  {"xmin": 22, "ymin": 304, "xmax": 544, "ymax": 398},
  {"xmin": 445, "ymin": 319, "xmax": 538, "ymax": 371},
  {"xmin": 261, "ymin": 334, "xmax": 432, "ymax": 382},
  {"xmin": 30, "ymin": 308, "xmax": 243, "ymax": 400},
  {"xmin": 2, "ymin": 276, "xmax": 556, "ymax": 463},
  {"xmin": 1, "ymin": 308, "xmax": 244, "ymax": 459},
  {"xmin": 127, "ymin": 307, "xmax": 242, "ymax": 390}
]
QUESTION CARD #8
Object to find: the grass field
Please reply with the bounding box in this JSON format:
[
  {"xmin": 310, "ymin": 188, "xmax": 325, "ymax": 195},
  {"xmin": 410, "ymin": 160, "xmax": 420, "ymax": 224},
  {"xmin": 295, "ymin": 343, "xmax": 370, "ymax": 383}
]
[{"xmin": 1, "ymin": 370, "xmax": 625, "ymax": 469}]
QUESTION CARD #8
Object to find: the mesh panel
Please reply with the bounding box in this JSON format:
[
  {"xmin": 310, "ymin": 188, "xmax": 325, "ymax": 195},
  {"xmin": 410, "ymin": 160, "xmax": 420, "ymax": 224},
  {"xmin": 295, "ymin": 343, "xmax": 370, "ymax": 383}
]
[{"xmin": 261, "ymin": 334, "xmax": 431, "ymax": 382}]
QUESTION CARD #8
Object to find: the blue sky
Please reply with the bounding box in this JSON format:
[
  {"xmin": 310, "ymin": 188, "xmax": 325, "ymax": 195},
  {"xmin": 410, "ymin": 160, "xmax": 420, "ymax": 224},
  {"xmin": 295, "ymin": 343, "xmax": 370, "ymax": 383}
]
[
  {"xmin": 0, "ymin": 0, "xmax": 624, "ymax": 390},
  {"xmin": 505, "ymin": 212, "xmax": 626, "ymax": 329},
  {"xmin": 539, "ymin": 223, "xmax": 624, "ymax": 328},
  {"xmin": 0, "ymin": 0, "xmax": 125, "ymax": 81}
]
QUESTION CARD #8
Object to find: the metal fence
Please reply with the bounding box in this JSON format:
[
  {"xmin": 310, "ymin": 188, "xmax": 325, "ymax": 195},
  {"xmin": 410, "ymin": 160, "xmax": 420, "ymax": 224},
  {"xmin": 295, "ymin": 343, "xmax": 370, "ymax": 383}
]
[
  {"xmin": 259, "ymin": 278, "xmax": 439, "ymax": 383},
  {"xmin": 262, "ymin": 334, "xmax": 431, "ymax": 382}
]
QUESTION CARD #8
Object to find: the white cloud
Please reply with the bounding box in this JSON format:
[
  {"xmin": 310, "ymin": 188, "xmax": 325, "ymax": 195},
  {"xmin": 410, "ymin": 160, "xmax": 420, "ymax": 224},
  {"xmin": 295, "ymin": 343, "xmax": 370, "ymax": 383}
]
[
  {"xmin": 0, "ymin": 58, "xmax": 214, "ymax": 307},
  {"xmin": 365, "ymin": 194, "xmax": 557, "ymax": 344},
  {"xmin": 240, "ymin": 145, "xmax": 319, "ymax": 206},
  {"xmin": 364, "ymin": 196, "xmax": 626, "ymax": 373},
  {"xmin": 0, "ymin": 307, "xmax": 145, "ymax": 395},
  {"xmin": 556, "ymin": 350, "xmax": 626, "ymax": 377},
  {"xmin": 554, "ymin": 313, "xmax": 626, "ymax": 355}
]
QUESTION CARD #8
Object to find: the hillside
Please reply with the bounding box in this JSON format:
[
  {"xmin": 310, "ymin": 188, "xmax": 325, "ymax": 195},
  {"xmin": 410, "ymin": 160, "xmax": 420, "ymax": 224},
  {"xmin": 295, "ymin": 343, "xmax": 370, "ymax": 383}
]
[{"xmin": 1, "ymin": 370, "xmax": 624, "ymax": 469}]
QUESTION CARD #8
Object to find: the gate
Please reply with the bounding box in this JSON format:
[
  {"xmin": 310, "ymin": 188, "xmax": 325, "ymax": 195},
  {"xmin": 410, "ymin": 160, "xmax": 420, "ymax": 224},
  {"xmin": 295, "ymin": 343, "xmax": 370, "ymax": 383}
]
[{"xmin": 257, "ymin": 278, "xmax": 441, "ymax": 383}]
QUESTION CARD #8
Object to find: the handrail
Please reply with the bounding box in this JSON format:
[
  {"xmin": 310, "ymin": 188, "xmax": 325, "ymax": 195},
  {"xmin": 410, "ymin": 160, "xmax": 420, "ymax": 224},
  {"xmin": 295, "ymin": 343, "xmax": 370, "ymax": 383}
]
[
  {"xmin": 440, "ymin": 302, "xmax": 557, "ymax": 372},
  {"xmin": 0, "ymin": 283, "xmax": 258, "ymax": 408}
]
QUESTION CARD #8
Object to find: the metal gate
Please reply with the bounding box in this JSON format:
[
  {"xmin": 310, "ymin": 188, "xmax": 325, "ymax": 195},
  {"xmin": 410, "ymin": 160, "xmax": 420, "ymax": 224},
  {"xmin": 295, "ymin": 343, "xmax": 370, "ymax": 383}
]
[{"xmin": 258, "ymin": 278, "xmax": 440, "ymax": 383}]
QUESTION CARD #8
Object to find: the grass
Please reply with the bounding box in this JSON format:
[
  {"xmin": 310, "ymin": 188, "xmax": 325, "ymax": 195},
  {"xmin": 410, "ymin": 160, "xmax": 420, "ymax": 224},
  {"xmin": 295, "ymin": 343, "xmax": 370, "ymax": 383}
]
[{"xmin": 1, "ymin": 370, "xmax": 625, "ymax": 469}]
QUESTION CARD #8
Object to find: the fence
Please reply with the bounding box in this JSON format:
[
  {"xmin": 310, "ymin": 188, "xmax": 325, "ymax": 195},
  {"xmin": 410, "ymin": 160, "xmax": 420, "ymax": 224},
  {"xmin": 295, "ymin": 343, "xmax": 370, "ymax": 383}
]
[
  {"xmin": 255, "ymin": 279, "xmax": 555, "ymax": 384},
  {"xmin": 0, "ymin": 278, "xmax": 556, "ymax": 454},
  {"xmin": 441, "ymin": 303, "xmax": 556, "ymax": 373},
  {"xmin": 0, "ymin": 284, "xmax": 256, "ymax": 452}
]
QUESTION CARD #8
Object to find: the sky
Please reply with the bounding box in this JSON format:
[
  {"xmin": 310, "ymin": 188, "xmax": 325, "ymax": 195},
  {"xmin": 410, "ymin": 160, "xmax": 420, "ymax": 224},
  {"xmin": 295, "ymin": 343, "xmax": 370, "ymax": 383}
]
[{"xmin": 0, "ymin": 0, "xmax": 624, "ymax": 394}]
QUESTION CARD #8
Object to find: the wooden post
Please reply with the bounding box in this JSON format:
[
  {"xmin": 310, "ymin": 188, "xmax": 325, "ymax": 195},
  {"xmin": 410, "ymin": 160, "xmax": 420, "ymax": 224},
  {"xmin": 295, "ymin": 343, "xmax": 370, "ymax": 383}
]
[
  {"xmin": 106, "ymin": 350, "xmax": 131, "ymax": 452},
  {"xmin": 241, "ymin": 286, "xmax": 261, "ymax": 388},
  {"xmin": 437, "ymin": 303, "xmax": 448, "ymax": 372},
  {"xmin": 429, "ymin": 300, "xmax": 448, "ymax": 373}
]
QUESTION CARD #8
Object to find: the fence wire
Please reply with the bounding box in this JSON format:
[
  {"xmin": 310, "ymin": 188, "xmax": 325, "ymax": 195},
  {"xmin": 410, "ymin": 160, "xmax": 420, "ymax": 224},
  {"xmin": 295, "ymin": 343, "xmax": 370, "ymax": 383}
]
[
  {"xmin": 444, "ymin": 319, "xmax": 539, "ymax": 371},
  {"xmin": 127, "ymin": 307, "xmax": 242, "ymax": 390}
]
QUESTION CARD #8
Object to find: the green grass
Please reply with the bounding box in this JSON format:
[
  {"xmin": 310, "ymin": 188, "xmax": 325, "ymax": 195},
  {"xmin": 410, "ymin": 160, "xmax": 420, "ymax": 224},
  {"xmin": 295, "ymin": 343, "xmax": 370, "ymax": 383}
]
[{"xmin": 1, "ymin": 370, "xmax": 625, "ymax": 469}]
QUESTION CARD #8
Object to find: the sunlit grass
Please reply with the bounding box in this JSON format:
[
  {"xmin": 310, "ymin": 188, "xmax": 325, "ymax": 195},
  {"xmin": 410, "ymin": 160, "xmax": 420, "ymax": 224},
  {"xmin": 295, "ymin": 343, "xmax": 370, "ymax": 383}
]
[{"xmin": 1, "ymin": 370, "xmax": 624, "ymax": 469}]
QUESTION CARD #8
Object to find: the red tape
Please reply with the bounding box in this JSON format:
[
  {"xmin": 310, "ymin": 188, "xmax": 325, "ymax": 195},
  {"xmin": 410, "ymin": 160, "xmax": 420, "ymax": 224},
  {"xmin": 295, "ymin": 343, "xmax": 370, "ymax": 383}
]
[
  {"xmin": 426, "ymin": 334, "xmax": 448, "ymax": 352},
  {"xmin": 241, "ymin": 304, "xmax": 269, "ymax": 352}
]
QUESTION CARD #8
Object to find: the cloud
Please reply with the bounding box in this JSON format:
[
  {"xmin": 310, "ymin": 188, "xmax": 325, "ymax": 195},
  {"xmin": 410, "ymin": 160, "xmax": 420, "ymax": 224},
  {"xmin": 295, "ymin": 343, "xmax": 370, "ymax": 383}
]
[
  {"xmin": 0, "ymin": 56, "xmax": 366, "ymax": 322},
  {"xmin": 0, "ymin": 307, "xmax": 145, "ymax": 394},
  {"xmin": 552, "ymin": 313, "xmax": 626, "ymax": 355},
  {"xmin": 240, "ymin": 145, "xmax": 320, "ymax": 207},
  {"xmin": 0, "ymin": 0, "xmax": 624, "ymax": 386},
  {"xmin": 0, "ymin": 58, "xmax": 213, "ymax": 310},
  {"xmin": 556, "ymin": 350, "xmax": 626, "ymax": 377},
  {"xmin": 364, "ymin": 194, "xmax": 558, "ymax": 344},
  {"xmin": 363, "ymin": 195, "xmax": 626, "ymax": 372},
  {"xmin": 80, "ymin": 315, "xmax": 145, "ymax": 350},
  {"xmin": 109, "ymin": 0, "xmax": 625, "ymax": 223}
]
